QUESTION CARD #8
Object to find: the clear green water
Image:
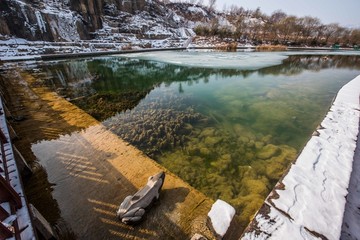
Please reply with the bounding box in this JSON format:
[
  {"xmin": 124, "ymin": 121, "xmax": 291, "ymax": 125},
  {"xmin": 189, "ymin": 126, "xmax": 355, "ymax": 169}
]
[{"xmin": 37, "ymin": 52, "xmax": 360, "ymax": 229}]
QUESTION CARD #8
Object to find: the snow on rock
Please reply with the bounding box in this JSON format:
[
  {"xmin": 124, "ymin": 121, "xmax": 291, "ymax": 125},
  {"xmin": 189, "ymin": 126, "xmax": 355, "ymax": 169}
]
[
  {"xmin": 42, "ymin": 5, "xmax": 82, "ymax": 41},
  {"xmin": 208, "ymin": 199, "xmax": 236, "ymax": 238},
  {"xmin": 242, "ymin": 74, "xmax": 360, "ymax": 240},
  {"xmin": 188, "ymin": 6, "xmax": 207, "ymax": 16},
  {"xmin": 35, "ymin": 10, "xmax": 47, "ymax": 33},
  {"xmin": 171, "ymin": 12, "xmax": 181, "ymax": 22}
]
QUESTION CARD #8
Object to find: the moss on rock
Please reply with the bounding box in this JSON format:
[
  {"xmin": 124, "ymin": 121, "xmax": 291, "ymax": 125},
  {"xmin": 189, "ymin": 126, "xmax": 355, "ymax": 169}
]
[{"xmin": 257, "ymin": 144, "xmax": 281, "ymax": 159}]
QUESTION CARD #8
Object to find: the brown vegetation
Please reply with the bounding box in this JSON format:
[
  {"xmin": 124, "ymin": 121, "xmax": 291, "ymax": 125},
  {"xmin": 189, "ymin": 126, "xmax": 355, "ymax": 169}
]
[
  {"xmin": 215, "ymin": 42, "xmax": 238, "ymax": 51},
  {"xmin": 256, "ymin": 45, "xmax": 288, "ymax": 51},
  {"xmin": 194, "ymin": 7, "xmax": 360, "ymax": 47}
]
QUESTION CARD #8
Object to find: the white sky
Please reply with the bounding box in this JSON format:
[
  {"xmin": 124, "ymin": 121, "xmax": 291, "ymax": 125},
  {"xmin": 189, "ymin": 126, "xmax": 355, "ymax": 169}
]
[{"xmin": 214, "ymin": 0, "xmax": 360, "ymax": 27}]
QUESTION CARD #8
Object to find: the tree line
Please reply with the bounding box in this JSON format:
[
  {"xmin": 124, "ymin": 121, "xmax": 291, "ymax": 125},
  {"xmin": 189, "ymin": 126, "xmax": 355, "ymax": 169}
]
[{"xmin": 189, "ymin": 4, "xmax": 360, "ymax": 47}]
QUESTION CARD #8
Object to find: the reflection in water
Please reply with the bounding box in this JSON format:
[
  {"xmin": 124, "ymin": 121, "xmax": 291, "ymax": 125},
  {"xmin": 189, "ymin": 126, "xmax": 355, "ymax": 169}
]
[{"xmin": 32, "ymin": 53, "xmax": 360, "ymax": 232}]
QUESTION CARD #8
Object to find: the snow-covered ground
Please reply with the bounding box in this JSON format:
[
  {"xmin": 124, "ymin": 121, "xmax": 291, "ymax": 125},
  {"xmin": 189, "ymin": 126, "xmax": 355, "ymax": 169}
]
[
  {"xmin": 0, "ymin": 36, "xmax": 189, "ymax": 61},
  {"xmin": 341, "ymin": 123, "xmax": 360, "ymax": 239},
  {"xmin": 341, "ymin": 124, "xmax": 360, "ymax": 240},
  {"xmin": 242, "ymin": 74, "xmax": 360, "ymax": 240}
]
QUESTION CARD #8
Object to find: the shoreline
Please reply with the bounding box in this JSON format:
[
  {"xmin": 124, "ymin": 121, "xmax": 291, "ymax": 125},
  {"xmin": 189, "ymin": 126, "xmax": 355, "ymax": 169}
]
[{"xmin": 1, "ymin": 43, "xmax": 359, "ymax": 62}]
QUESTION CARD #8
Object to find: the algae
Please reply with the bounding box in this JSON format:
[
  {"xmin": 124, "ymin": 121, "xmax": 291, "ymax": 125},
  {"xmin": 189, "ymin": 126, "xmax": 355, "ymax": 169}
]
[{"xmin": 158, "ymin": 122, "xmax": 298, "ymax": 229}]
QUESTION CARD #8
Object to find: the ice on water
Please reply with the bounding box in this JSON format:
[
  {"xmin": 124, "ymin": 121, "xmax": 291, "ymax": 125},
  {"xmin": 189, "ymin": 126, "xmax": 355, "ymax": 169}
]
[{"xmin": 120, "ymin": 50, "xmax": 289, "ymax": 70}]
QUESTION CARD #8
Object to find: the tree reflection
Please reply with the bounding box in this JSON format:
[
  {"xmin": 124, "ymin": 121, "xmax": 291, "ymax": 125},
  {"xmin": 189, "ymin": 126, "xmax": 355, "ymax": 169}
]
[{"xmin": 34, "ymin": 54, "xmax": 360, "ymax": 121}]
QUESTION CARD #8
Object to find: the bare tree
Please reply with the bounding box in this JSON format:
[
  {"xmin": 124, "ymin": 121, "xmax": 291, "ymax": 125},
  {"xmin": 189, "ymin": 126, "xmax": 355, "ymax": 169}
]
[
  {"xmin": 197, "ymin": 0, "xmax": 204, "ymax": 6},
  {"xmin": 269, "ymin": 10, "xmax": 287, "ymax": 23},
  {"xmin": 190, "ymin": 1, "xmax": 356, "ymax": 46},
  {"xmin": 350, "ymin": 29, "xmax": 360, "ymax": 45},
  {"xmin": 301, "ymin": 16, "xmax": 321, "ymax": 44},
  {"xmin": 229, "ymin": 4, "xmax": 238, "ymax": 15},
  {"xmin": 331, "ymin": 26, "xmax": 346, "ymax": 44},
  {"xmin": 323, "ymin": 23, "xmax": 340, "ymax": 44},
  {"xmin": 208, "ymin": 0, "xmax": 216, "ymax": 11},
  {"xmin": 278, "ymin": 16, "xmax": 298, "ymax": 43},
  {"xmin": 234, "ymin": 15, "xmax": 246, "ymax": 40}
]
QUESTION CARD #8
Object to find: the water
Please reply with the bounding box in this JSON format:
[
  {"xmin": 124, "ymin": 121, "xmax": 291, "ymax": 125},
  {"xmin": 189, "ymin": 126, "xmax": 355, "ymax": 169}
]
[{"xmin": 32, "ymin": 51, "xmax": 360, "ymax": 231}]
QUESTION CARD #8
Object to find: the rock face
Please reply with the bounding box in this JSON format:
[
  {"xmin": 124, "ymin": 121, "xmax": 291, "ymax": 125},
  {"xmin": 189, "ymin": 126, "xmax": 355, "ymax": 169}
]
[
  {"xmin": 69, "ymin": 0, "xmax": 104, "ymax": 32},
  {"xmin": 0, "ymin": 0, "xmax": 87, "ymax": 41},
  {"xmin": 0, "ymin": 0, "xmax": 194, "ymax": 42}
]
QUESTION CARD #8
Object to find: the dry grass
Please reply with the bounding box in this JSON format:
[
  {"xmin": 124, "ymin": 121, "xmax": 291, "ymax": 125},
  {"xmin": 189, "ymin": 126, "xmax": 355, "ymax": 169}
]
[
  {"xmin": 215, "ymin": 42, "xmax": 238, "ymax": 51},
  {"xmin": 256, "ymin": 44, "xmax": 288, "ymax": 51}
]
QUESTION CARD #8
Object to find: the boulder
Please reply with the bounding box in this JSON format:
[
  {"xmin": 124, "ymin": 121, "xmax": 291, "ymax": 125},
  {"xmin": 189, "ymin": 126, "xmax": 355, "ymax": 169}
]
[{"xmin": 207, "ymin": 199, "xmax": 235, "ymax": 239}]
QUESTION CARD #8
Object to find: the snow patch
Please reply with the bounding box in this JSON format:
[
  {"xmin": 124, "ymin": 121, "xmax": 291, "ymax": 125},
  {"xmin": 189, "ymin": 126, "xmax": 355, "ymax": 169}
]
[
  {"xmin": 35, "ymin": 10, "xmax": 47, "ymax": 33},
  {"xmin": 208, "ymin": 199, "xmax": 235, "ymax": 238}
]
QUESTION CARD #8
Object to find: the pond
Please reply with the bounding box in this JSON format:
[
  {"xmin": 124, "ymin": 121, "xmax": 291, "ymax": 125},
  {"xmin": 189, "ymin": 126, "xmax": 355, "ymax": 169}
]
[{"xmin": 32, "ymin": 51, "xmax": 360, "ymax": 230}]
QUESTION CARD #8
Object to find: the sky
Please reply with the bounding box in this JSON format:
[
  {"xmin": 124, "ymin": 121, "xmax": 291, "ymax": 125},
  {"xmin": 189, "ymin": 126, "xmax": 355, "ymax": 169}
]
[{"xmin": 215, "ymin": 0, "xmax": 360, "ymax": 28}]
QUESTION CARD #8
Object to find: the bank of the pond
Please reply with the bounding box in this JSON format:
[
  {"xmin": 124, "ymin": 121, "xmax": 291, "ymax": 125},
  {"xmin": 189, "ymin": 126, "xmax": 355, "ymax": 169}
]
[
  {"xmin": 0, "ymin": 47, "xmax": 187, "ymax": 62},
  {"xmin": 1, "ymin": 45, "xmax": 359, "ymax": 63},
  {"xmin": 0, "ymin": 67, "xmax": 241, "ymax": 239},
  {"xmin": 242, "ymin": 74, "xmax": 360, "ymax": 240}
]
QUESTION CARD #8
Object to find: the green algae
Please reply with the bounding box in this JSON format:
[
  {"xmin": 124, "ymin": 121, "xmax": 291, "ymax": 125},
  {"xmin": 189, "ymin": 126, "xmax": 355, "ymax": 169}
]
[{"xmin": 158, "ymin": 121, "xmax": 298, "ymax": 228}]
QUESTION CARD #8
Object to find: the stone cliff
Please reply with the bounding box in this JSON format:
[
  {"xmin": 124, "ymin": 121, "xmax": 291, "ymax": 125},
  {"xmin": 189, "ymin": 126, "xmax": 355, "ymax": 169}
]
[
  {"xmin": 0, "ymin": 0, "xmax": 89, "ymax": 41},
  {"xmin": 70, "ymin": 0, "xmax": 104, "ymax": 33},
  {"xmin": 0, "ymin": 0, "xmax": 180, "ymax": 42}
]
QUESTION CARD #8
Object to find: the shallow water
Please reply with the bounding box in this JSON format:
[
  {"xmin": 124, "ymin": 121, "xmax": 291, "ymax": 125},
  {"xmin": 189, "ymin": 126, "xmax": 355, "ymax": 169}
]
[{"xmin": 32, "ymin": 51, "xmax": 360, "ymax": 231}]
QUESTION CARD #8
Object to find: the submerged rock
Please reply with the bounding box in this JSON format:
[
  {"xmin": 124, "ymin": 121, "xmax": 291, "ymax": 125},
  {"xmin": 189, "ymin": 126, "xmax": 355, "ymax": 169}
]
[
  {"xmin": 199, "ymin": 127, "xmax": 216, "ymax": 138},
  {"xmin": 257, "ymin": 144, "xmax": 281, "ymax": 160},
  {"xmin": 204, "ymin": 136, "xmax": 222, "ymax": 147}
]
